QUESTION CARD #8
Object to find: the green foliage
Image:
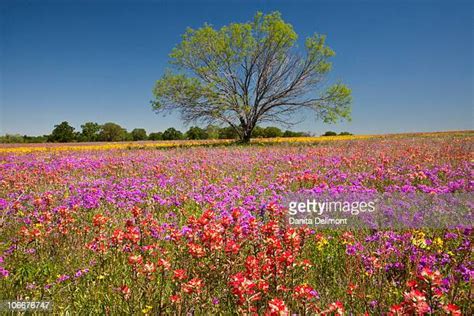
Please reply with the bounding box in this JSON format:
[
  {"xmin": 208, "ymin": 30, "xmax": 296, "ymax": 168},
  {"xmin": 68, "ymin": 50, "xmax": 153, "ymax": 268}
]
[
  {"xmin": 152, "ymin": 73, "xmax": 208, "ymax": 112},
  {"xmin": 322, "ymin": 131, "xmax": 338, "ymax": 136},
  {"xmin": 48, "ymin": 121, "xmax": 76, "ymax": 143},
  {"xmin": 252, "ymin": 126, "xmax": 289, "ymax": 138},
  {"xmin": 185, "ymin": 126, "xmax": 208, "ymax": 140},
  {"xmin": 263, "ymin": 126, "xmax": 283, "ymax": 138},
  {"xmin": 0, "ymin": 134, "xmax": 47, "ymax": 144},
  {"xmin": 218, "ymin": 127, "xmax": 240, "ymax": 139},
  {"xmin": 80, "ymin": 122, "xmax": 101, "ymax": 142},
  {"xmin": 151, "ymin": 11, "xmax": 352, "ymax": 142},
  {"xmin": 162, "ymin": 128, "xmax": 184, "ymax": 140},
  {"xmin": 99, "ymin": 123, "xmax": 127, "ymax": 142},
  {"xmin": 131, "ymin": 128, "xmax": 148, "ymax": 141},
  {"xmin": 0, "ymin": 122, "xmax": 308, "ymax": 144},
  {"xmin": 283, "ymin": 130, "xmax": 305, "ymax": 137},
  {"xmin": 22, "ymin": 135, "xmax": 48, "ymax": 143},
  {"xmin": 321, "ymin": 131, "xmax": 353, "ymax": 136},
  {"xmin": 148, "ymin": 132, "xmax": 163, "ymax": 141},
  {"xmin": 205, "ymin": 125, "xmax": 220, "ymax": 139},
  {"xmin": 251, "ymin": 126, "xmax": 264, "ymax": 138},
  {"xmin": 318, "ymin": 84, "xmax": 352, "ymax": 124},
  {"xmin": 0, "ymin": 134, "xmax": 25, "ymax": 143}
]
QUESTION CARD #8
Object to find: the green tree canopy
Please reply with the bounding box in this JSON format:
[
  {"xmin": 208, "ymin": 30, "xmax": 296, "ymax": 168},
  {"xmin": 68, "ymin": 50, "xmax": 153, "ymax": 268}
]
[
  {"xmin": 148, "ymin": 132, "xmax": 163, "ymax": 141},
  {"xmin": 218, "ymin": 126, "xmax": 240, "ymax": 139},
  {"xmin": 263, "ymin": 126, "xmax": 283, "ymax": 138},
  {"xmin": 152, "ymin": 11, "xmax": 351, "ymax": 142},
  {"xmin": 49, "ymin": 121, "xmax": 76, "ymax": 142},
  {"xmin": 99, "ymin": 122, "xmax": 127, "ymax": 142},
  {"xmin": 339, "ymin": 131, "xmax": 353, "ymax": 136},
  {"xmin": 131, "ymin": 128, "xmax": 148, "ymax": 141},
  {"xmin": 251, "ymin": 126, "xmax": 265, "ymax": 138},
  {"xmin": 185, "ymin": 126, "xmax": 208, "ymax": 140},
  {"xmin": 322, "ymin": 131, "xmax": 337, "ymax": 136},
  {"xmin": 205, "ymin": 125, "xmax": 220, "ymax": 139},
  {"xmin": 80, "ymin": 122, "xmax": 101, "ymax": 142},
  {"xmin": 283, "ymin": 130, "xmax": 304, "ymax": 137},
  {"xmin": 162, "ymin": 128, "xmax": 183, "ymax": 140}
]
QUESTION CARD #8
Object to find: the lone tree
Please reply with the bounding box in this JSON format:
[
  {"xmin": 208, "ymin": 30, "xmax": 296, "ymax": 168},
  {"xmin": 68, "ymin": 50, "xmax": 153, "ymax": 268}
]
[{"xmin": 152, "ymin": 11, "xmax": 352, "ymax": 143}]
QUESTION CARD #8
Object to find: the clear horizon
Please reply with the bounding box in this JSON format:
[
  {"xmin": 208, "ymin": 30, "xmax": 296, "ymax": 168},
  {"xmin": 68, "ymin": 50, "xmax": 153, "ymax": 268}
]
[{"xmin": 1, "ymin": 0, "xmax": 473, "ymax": 136}]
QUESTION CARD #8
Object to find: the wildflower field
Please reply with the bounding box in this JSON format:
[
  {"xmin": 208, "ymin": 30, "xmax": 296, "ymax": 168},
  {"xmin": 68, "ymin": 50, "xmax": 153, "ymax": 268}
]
[{"xmin": 0, "ymin": 133, "xmax": 472, "ymax": 315}]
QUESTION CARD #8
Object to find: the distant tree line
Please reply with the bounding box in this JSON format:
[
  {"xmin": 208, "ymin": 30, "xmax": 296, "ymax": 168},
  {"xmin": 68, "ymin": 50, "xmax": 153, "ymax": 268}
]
[
  {"xmin": 322, "ymin": 131, "xmax": 353, "ymax": 136},
  {"xmin": 0, "ymin": 121, "xmax": 347, "ymax": 143}
]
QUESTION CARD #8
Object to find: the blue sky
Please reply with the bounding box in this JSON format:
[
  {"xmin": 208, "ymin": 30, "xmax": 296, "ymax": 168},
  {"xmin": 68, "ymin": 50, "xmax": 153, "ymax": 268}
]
[{"xmin": 1, "ymin": 0, "xmax": 472, "ymax": 136}]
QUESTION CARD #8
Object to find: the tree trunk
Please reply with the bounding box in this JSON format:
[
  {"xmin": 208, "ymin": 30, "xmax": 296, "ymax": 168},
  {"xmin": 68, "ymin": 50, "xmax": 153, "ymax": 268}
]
[
  {"xmin": 241, "ymin": 132, "xmax": 251, "ymax": 143},
  {"xmin": 238, "ymin": 121, "xmax": 254, "ymax": 143}
]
